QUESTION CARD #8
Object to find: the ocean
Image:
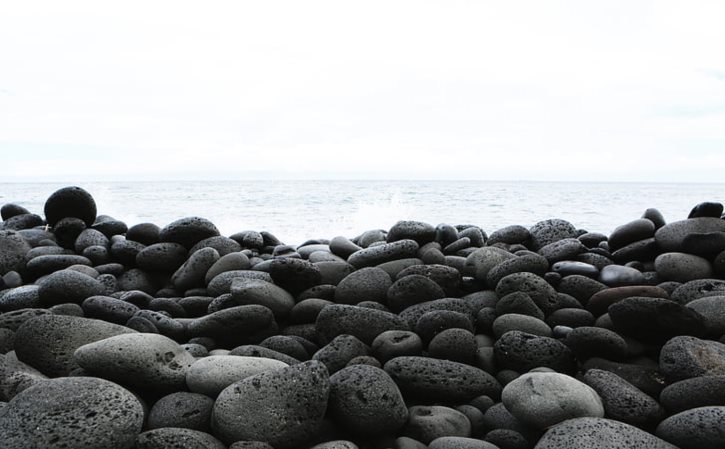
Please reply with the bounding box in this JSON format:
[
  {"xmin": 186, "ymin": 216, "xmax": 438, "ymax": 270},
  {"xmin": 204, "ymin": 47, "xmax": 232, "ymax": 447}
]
[{"xmin": 2, "ymin": 180, "xmax": 725, "ymax": 246}]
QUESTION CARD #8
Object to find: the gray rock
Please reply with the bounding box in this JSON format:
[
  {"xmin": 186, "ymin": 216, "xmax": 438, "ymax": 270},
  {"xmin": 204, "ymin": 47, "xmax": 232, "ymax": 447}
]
[
  {"xmin": 148, "ymin": 391, "xmax": 215, "ymax": 431},
  {"xmin": 671, "ymin": 278, "xmax": 725, "ymax": 304},
  {"xmin": 0, "ymin": 285, "xmax": 40, "ymax": 312},
  {"xmin": 37, "ymin": 269, "xmax": 105, "ymax": 305},
  {"xmin": 488, "ymin": 225, "xmax": 531, "ymax": 245},
  {"xmin": 187, "ymin": 305, "xmax": 277, "ymax": 346},
  {"xmin": 81, "ymin": 295, "xmax": 140, "ymax": 324},
  {"xmin": 686, "ymin": 295, "xmax": 725, "ymax": 335},
  {"xmin": 159, "ymin": 216, "xmax": 220, "ymax": 249},
  {"xmin": 0, "ymin": 308, "xmax": 52, "ymax": 331},
  {"xmin": 348, "ymin": 239, "xmax": 419, "ymax": 268},
  {"xmin": 502, "ymin": 372, "xmax": 604, "ymax": 429},
  {"xmin": 428, "ymin": 328, "xmax": 477, "ymax": 364},
  {"xmin": 206, "ymin": 270, "xmax": 272, "ymax": 297},
  {"xmin": 659, "ymin": 336, "xmax": 725, "ymax": 380},
  {"xmin": 328, "ymin": 364, "xmax": 408, "ymax": 435},
  {"xmin": 659, "ymin": 375, "xmax": 725, "ymax": 413},
  {"xmin": 655, "ymin": 252, "xmax": 713, "ymax": 282},
  {"xmin": 583, "ymin": 369, "xmax": 665, "ymax": 427},
  {"xmin": 464, "ymin": 247, "xmax": 516, "ymax": 281},
  {"xmin": 204, "ymin": 252, "xmax": 251, "ymax": 284},
  {"xmin": 496, "ymin": 272, "xmax": 560, "ymax": 314},
  {"xmin": 330, "ymin": 236, "xmax": 363, "ymax": 259},
  {"xmin": 535, "ymin": 417, "xmax": 677, "ymax": 449},
  {"xmin": 172, "ymin": 247, "xmax": 220, "ymax": 291},
  {"xmin": 14, "ymin": 314, "xmax": 134, "ymax": 376},
  {"xmin": 312, "ymin": 334, "xmax": 370, "ymax": 374},
  {"xmin": 538, "ymin": 238, "xmax": 586, "ymax": 263},
  {"xmin": 227, "ymin": 278, "xmax": 295, "ymax": 319},
  {"xmin": 371, "ymin": 330, "xmax": 423, "ymax": 363},
  {"xmin": 316, "ymin": 304, "xmax": 408, "ymax": 344},
  {"xmin": 387, "ymin": 274, "xmax": 446, "ymax": 312},
  {"xmin": 403, "ymin": 405, "xmax": 471, "ymax": 444},
  {"xmin": 268, "ymin": 257, "xmax": 322, "ymax": 294},
  {"xmin": 74, "ymin": 333, "xmax": 196, "ymax": 392},
  {"xmin": 493, "ymin": 313, "xmax": 552, "ymax": 338},
  {"xmin": 43, "ymin": 186, "xmax": 97, "ymax": 227},
  {"xmin": 186, "ymin": 355, "xmax": 287, "ymax": 397},
  {"xmin": 564, "ymin": 326, "xmax": 628, "ymax": 361},
  {"xmin": 598, "ymin": 265, "xmax": 645, "ymax": 287},
  {"xmin": 656, "ymin": 406, "xmax": 725, "ymax": 449},
  {"xmin": 494, "ymin": 330, "xmax": 575, "ymax": 373},
  {"xmin": 334, "ymin": 267, "xmax": 392, "ymax": 305},
  {"xmin": 212, "ymin": 360, "xmax": 329, "ymax": 447},
  {"xmin": 0, "ymin": 376, "xmax": 143, "ymax": 449},
  {"xmin": 609, "ymin": 297, "xmax": 705, "ymax": 343},
  {"xmin": 75, "ymin": 228, "xmax": 110, "ymax": 253},
  {"xmin": 608, "ymin": 218, "xmax": 656, "ymax": 251},
  {"xmin": 388, "ymin": 220, "xmax": 436, "ymax": 245},
  {"xmin": 384, "ymin": 356, "xmax": 501, "ymax": 402},
  {"xmin": 190, "ymin": 235, "xmax": 242, "ymax": 256},
  {"xmin": 528, "ymin": 218, "xmax": 578, "ymax": 250},
  {"xmin": 655, "ymin": 217, "xmax": 725, "ymax": 253},
  {"xmin": 429, "ymin": 437, "xmax": 499, "ymax": 449},
  {"xmin": 136, "ymin": 428, "xmax": 226, "ymax": 449}
]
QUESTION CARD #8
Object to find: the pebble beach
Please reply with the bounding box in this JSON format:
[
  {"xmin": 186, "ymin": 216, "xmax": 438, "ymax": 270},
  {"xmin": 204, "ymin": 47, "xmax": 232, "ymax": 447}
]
[{"xmin": 1, "ymin": 185, "xmax": 724, "ymax": 449}]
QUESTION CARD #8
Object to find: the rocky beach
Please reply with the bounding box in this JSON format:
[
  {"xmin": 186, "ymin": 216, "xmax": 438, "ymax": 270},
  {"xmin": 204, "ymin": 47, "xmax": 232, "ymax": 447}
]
[{"xmin": 1, "ymin": 185, "xmax": 724, "ymax": 449}]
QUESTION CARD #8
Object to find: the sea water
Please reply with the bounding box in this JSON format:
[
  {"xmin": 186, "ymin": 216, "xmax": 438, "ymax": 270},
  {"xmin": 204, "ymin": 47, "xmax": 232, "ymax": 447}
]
[{"xmin": 2, "ymin": 180, "xmax": 725, "ymax": 246}]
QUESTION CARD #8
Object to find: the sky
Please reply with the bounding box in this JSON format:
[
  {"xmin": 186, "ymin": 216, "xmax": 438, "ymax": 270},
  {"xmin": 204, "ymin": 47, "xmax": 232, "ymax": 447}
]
[{"xmin": 1, "ymin": 0, "xmax": 724, "ymax": 182}]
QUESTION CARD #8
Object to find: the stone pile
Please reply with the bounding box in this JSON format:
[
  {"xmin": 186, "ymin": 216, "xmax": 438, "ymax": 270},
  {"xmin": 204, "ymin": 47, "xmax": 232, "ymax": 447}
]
[{"xmin": 1, "ymin": 186, "xmax": 724, "ymax": 449}]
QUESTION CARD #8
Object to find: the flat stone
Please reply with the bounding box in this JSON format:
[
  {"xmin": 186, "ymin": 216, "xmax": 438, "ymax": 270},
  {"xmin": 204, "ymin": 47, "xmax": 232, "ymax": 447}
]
[
  {"xmin": 598, "ymin": 265, "xmax": 645, "ymax": 287},
  {"xmin": 587, "ymin": 285, "xmax": 669, "ymax": 316},
  {"xmin": 347, "ymin": 240, "xmax": 419, "ymax": 268},
  {"xmin": 187, "ymin": 305, "xmax": 277, "ymax": 347}
]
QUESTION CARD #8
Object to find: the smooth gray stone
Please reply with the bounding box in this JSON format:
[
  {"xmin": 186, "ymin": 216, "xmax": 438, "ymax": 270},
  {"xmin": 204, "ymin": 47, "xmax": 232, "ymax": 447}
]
[{"xmin": 135, "ymin": 428, "xmax": 226, "ymax": 449}]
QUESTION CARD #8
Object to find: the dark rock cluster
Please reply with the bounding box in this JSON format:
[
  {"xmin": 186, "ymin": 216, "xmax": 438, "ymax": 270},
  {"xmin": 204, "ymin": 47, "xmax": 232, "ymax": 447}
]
[{"xmin": 1, "ymin": 186, "xmax": 725, "ymax": 448}]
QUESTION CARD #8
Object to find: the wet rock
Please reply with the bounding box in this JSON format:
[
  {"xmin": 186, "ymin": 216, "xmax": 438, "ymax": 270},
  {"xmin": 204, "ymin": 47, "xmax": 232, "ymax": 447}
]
[
  {"xmin": 659, "ymin": 375, "xmax": 725, "ymax": 413},
  {"xmin": 334, "ymin": 267, "xmax": 392, "ymax": 305},
  {"xmin": 388, "ymin": 221, "xmax": 436, "ymax": 245},
  {"xmin": 316, "ymin": 304, "xmax": 408, "ymax": 344},
  {"xmin": 348, "ymin": 240, "xmax": 419, "ymax": 268},
  {"xmin": 598, "ymin": 265, "xmax": 645, "ymax": 287},
  {"xmin": 608, "ymin": 219, "xmax": 655, "ymax": 252}
]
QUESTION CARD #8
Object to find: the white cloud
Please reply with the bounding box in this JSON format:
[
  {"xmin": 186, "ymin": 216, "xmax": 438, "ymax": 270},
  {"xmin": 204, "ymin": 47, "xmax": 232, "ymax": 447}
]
[{"xmin": 0, "ymin": 0, "xmax": 724, "ymax": 181}]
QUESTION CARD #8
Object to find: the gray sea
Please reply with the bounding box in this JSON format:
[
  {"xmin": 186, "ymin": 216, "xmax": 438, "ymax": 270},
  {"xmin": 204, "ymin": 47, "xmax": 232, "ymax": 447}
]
[{"xmin": 2, "ymin": 180, "xmax": 725, "ymax": 246}]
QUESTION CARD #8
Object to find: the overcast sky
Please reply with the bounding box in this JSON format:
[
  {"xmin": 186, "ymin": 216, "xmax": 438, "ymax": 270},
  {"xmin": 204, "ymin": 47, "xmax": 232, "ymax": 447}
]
[{"xmin": 1, "ymin": 1, "xmax": 724, "ymax": 182}]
